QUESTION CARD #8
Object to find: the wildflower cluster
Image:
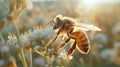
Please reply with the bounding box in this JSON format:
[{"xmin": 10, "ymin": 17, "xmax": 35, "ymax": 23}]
[{"xmin": 0, "ymin": 24, "xmax": 74, "ymax": 67}]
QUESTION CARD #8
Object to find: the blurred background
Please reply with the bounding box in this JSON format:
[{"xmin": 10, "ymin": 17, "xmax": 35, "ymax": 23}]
[{"xmin": 0, "ymin": 0, "xmax": 120, "ymax": 67}]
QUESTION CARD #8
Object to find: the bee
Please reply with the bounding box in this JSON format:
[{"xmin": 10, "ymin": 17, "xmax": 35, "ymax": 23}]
[{"xmin": 48, "ymin": 14, "xmax": 101, "ymax": 55}]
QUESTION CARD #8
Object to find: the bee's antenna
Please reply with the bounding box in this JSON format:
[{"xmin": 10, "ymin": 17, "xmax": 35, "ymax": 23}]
[
  {"xmin": 50, "ymin": 20, "xmax": 54, "ymax": 24},
  {"xmin": 46, "ymin": 20, "xmax": 54, "ymax": 26}
]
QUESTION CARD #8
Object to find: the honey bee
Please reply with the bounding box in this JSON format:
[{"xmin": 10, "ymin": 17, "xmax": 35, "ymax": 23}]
[{"xmin": 48, "ymin": 14, "xmax": 101, "ymax": 55}]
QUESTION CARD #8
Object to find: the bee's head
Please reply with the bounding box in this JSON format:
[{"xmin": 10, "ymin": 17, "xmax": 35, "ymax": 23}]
[{"xmin": 53, "ymin": 14, "xmax": 63, "ymax": 29}]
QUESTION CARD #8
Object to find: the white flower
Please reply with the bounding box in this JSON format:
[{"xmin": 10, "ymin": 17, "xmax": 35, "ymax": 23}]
[
  {"xmin": 114, "ymin": 42, "xmax": 120, "ymax": 48},
  {"xmin": 55, "ymin": 58, "xmax": 61, "ymax": 65},
  {"xmin": 34, "ymin": 57, "xmax": 46, "ymax": 66},
  {"xmin": 112, "ymin": 22, "xmax": 120, "ymax": 34},
  {"xmin": 28, "ymin": 27, "xmax": 53, "ymax": 42},
  {"xmin": 34, "ymin": 45, "xmax": 40, "ymax": 50},
  {"xmin": 1, "ymin": 45, "xmax": 10, "ymax": 53},
  {"xmin": 45, "ymin": 64, "xmax": 49, "ymax": 67},
  {"xmin": 58, "ymin": 50, "xmax": 73, "ymax": 61},
  {"xmin": 21, "ymin": 33, "xmax": 32, "ymax": 49},
  {"xmin": 9, "ymin": 56, "xmax": 15, "ymax": 62},
  {"xmin": 55, "ymin": 66, "xmax": 60, "ymax": 67},
  {"xmin": 0, "ymin": 60, "xmax": 4, "ymax": 66},
  {"xmin": 100, "ymin": 49, "xmax": 117, "ymax": 62},
  {"xmin": 20, "ymin": 0, "xmax": 33, "ymax": 9},
  {"xmin": 58, "ymin": 50, "xmax": 66, "ymax": 59},
  {"xmin": 7, "ymin": 26, "xmax": 54, "ymax": 50},
  {"xmin": 7, "ymin": 33, "xmax": 17, "ymax": 45},
  {"xmin": 26, "ymin": 0, "xmax": 33, "ymax": 9},
  {"xmin": 94, "ymin": 33, "xmax": 108, "ymax": 44}
]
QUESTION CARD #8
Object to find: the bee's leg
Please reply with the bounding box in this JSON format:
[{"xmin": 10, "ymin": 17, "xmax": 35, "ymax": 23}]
[
  {"xmin": 59, "ymin": 29, "xmax": 73, "ymax": 48},
  {"xmin": 52, "ymin": 30, "xmax": 60, "ymax": 42},
  {"xmin": 57, "ymin": 29, "xmax": 74, "ymax": 50},
  {"xmin": 51, "ymin": 23, "xmax": 65, "ymax": 43},
  {"xmin": 57, "ymin": 29, "xmax": 74, "ymax": 49},
  {"xmin": 61, "ymin": 38, "xmax": 70, "ymax": 47},
  {"xmin": 47, "ymin": 27, "xmax": 63, "ymax": 49},
  {"xmin": 67, "ymin": 41, "xmax": 76, "ymax": 55}
]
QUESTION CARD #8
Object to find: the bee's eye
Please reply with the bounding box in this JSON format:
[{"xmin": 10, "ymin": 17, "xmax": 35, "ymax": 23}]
[
  {"xmin": 57, "ymin": 19, "xmax": 62, "ymax": 24},
  {"xmin": 53, "ymin": 19, "xmax": 63, "ymax": 29}
]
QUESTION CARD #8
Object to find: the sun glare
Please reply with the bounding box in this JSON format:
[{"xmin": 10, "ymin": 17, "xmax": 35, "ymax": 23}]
[
  {"xmin": 81, "ymin": 0, "xmax": 120, "ymax": 8},
  {"xmin": 81, "ymin": 0, "xmax": 98, "ymax": 8}
]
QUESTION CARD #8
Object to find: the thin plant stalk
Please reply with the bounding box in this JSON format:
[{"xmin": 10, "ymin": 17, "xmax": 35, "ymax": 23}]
[
  {"xmin": 89, "ymin": 43, "xmax": 94, "ymax": 67},
  {"xmin": 80, "ymin": 58, "xmax": 85, "ymax": 67},
  {"xmin": 29, "ymin": 49, "xmax": 32, "ymax": 67},
  {"xmin": 33, "ymin": 50, "xmax": 47, "ymax": 59},
  {"xmin": 9, "ymin": 2, "xmax": 28, "ymax": 66},
  {"xmin": 12, "ymin": 19, "xmax": 28, "ymax": 67}
]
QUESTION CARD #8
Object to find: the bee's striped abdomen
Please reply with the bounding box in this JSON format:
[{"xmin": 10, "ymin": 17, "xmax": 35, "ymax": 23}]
[{"xmin": 70, "ymin": 30, "xmax": 90, "ymax": 54}]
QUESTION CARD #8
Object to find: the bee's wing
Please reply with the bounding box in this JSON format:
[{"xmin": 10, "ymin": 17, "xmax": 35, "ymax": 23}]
[{"xmin": 73, "ymin": 23, "xmax": 101, "ymax": 31}]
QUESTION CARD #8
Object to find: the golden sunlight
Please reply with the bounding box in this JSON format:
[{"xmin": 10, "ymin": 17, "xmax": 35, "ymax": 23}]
[{"xmin": 81, "ymin": 0, "xmax": 120, "ymax": 8}]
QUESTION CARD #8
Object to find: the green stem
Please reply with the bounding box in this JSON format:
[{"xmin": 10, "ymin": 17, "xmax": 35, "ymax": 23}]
[
  {"xmin": 33, "ymin": 50, "xmax": 47, "ymax": 59},
  {"xmin": 29, "ymin": 49, "xmax": 32, "ymax": 67},
  {"xmin": 12, "ymin": 19, "xmax": 27, "ymax": 67},
  {"xmin": 20, "ymin": 48, "xmax": 28, "ymax": 67},
  {"xmin": 80, "ymin": 58, "xmax": 85, "ymax": 67}
]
